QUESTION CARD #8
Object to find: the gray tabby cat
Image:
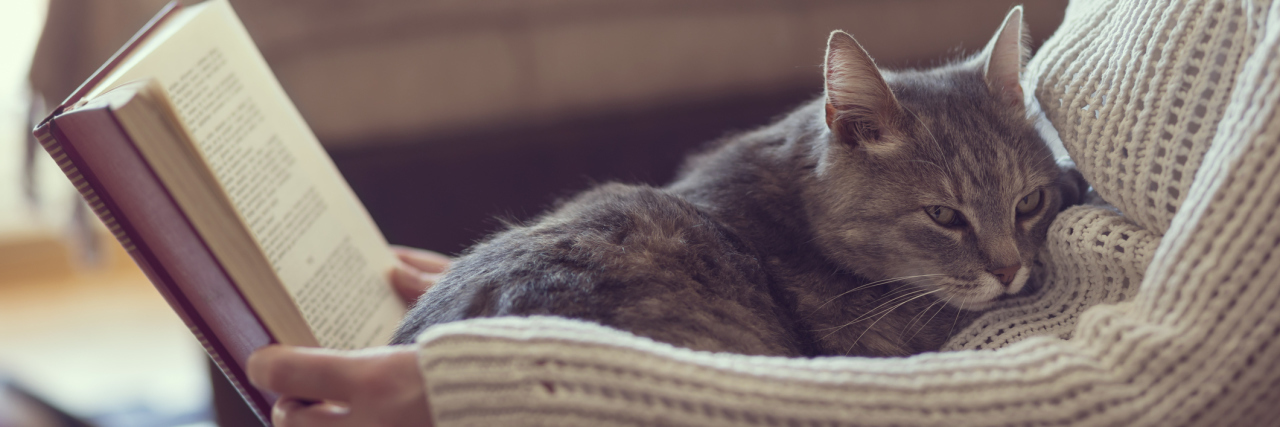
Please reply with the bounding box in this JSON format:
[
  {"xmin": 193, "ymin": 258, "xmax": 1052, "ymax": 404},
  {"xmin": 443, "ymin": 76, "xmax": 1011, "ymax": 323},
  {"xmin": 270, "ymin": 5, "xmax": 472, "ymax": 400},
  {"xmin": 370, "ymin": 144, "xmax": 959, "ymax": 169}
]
[{"xmin": 392, "ymin": 7, "xmax": 1087, "ymax": 357}]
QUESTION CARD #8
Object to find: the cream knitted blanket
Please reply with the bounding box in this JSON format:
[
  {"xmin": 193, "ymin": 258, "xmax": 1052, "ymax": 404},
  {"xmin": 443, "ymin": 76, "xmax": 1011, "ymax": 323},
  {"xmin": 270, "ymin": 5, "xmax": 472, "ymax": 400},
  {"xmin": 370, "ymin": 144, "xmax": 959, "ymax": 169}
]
[{"xmin": 413, "ymin": 0, "xmax": 1280, "ymax": 425}]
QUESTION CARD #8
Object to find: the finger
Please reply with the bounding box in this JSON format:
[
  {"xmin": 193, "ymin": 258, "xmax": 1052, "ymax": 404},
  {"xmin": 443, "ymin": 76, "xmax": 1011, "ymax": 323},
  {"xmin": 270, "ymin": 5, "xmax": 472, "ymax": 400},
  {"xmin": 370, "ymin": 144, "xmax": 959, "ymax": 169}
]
[
  {"xmin": 248, "ymin": 346, "xmax": 359, "ymax": 401},
  {"xmin": 391, "ymin": 246, "xmax": 451, "ymax": 273},
  {"xmin": 273, "ymin": 397, "xmax": 351, "ymax": 427},
  {"xmin": 391, "ymin": 265, "xmax": 441, "ymax": 303}
]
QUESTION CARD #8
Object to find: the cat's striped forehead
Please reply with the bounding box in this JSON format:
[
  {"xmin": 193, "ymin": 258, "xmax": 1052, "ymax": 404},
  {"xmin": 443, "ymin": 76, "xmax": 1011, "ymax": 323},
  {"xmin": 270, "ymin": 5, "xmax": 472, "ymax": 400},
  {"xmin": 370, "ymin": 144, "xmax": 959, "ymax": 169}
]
[
  {"xmin": 888, "ymin": 70, "xmax": 1057, "ymax": 213},
  {"xmin": 935, "ymin": 131, "xmax": 1055, "ymax": 220}
]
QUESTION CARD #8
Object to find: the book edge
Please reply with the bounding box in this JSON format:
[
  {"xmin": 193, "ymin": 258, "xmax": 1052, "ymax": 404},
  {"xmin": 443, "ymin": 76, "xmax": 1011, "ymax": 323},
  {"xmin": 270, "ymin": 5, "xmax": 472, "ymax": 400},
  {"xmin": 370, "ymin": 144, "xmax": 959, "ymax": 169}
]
[
  {"xmin": 35, "ymin": 1, "xmax": 182, "ymax": 131},
  {"xmin": 34, "ymin": 114, "xmax": 276, "ymax": 425}
]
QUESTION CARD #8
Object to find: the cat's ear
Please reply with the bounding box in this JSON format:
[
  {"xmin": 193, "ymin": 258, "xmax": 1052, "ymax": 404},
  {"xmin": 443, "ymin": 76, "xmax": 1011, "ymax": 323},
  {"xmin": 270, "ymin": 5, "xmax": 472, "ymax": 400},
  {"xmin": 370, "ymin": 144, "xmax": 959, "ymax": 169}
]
[
  {"xmin": 824, "ymin": 31, "xmax": 903, "ymax": 148},
  {"xmin": 981, "ymin": 6, "xmax": 1030, "ymax": 109}
]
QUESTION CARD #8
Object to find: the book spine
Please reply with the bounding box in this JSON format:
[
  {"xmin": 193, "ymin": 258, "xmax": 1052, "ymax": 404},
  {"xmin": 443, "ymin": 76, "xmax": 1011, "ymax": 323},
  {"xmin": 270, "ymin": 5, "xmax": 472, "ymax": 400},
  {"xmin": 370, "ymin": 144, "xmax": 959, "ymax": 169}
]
[
  {"xmin": 34, "ymin": 118, "xmax": 275, "ymax": 425},
  {"xmin": 190, "ymin": 324, "xmax": 262, "ymax": 415},
  {"xmin": 35, "ymin": 126, "xmax": 136, "ymax": 252}
]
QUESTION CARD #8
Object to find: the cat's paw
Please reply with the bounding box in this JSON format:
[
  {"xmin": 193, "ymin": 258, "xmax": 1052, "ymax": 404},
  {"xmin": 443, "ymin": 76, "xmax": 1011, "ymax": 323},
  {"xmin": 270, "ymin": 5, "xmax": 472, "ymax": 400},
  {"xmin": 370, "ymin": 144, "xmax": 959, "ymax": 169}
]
[{"xmin": 1056, "ymin": 162, "xmax": 1091, "ymax": 209}]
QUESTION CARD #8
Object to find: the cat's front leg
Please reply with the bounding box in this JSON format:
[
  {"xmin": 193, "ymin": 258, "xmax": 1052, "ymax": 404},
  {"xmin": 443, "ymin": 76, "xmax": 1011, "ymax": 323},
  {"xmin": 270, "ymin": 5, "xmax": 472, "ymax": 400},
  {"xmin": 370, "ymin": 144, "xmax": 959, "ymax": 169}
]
[{"xmin": 1056, "ymin": 160, "xmax": 1093, "ymax": 208}]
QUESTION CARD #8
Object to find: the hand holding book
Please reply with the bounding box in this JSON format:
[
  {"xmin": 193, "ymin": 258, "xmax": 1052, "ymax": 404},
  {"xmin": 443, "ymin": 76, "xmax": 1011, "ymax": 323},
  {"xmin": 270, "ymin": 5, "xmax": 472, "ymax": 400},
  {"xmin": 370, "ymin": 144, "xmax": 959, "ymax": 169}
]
[
  {"xmin": 32, "ymin": 1, "xmax": 438, "ymax": 422},
  {"xmin": 247, "ymin": 344, "xmax": 429, "ymax": 427},
  {"xmin": 247, "ymin": 246, "xmax": 446, "ymax": 427}
]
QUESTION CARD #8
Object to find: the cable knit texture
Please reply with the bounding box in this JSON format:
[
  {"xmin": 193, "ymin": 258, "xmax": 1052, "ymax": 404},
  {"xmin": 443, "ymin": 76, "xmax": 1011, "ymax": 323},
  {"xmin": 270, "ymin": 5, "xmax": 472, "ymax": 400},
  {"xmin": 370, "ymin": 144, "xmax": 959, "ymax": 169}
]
[{"xmin": 415, "ymin": 0, "xmax": 1280, "ymax": 425}]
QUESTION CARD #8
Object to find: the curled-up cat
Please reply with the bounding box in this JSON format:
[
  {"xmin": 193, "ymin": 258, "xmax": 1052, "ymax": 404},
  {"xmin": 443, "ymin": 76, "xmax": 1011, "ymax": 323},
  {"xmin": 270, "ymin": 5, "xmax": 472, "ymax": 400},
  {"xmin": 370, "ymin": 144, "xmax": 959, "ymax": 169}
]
[{"xmin": 392, "ymin": 7, "xmax": 1088, "ymax": 357}]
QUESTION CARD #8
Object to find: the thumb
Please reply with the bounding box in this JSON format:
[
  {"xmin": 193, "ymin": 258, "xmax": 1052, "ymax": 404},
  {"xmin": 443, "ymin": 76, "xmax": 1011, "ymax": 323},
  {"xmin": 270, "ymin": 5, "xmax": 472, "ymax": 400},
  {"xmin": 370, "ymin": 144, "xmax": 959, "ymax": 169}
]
[{"xmin": 248, "ymin": 345, "xmax": 358, "ymax": 401}]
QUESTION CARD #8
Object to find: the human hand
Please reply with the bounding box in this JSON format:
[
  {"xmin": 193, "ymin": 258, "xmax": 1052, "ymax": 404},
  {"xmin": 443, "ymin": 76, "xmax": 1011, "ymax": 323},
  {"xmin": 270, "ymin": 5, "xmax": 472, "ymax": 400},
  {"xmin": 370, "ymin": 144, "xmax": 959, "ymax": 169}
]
[
  {"xmin": 390, "ymin": 245, "xmax": 451, "ymax": 304},
  {"xmin": 247, "ymin": 345, "xmax": 432, "ymax": 427}
]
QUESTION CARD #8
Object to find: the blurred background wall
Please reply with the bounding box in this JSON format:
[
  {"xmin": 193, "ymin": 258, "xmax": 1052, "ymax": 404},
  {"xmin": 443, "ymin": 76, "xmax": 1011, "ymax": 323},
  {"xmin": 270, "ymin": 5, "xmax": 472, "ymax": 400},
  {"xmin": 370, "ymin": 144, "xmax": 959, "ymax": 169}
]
[
  {"xmin": 9, "ymin": 0, "xmax": 1067, "ymax": 425},
  {"xmin": 30, "ymin": 0, "xmax": 1069, "ymax": 254}
]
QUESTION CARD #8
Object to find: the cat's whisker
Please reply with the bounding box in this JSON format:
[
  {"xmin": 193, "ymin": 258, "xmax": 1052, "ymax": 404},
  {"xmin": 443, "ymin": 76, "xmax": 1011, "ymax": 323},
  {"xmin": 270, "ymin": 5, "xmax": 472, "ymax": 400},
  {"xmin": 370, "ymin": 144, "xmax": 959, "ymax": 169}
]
[
  {"xmin": 900, "ymin": 295, "xmax": 947, "ymax": 339},
  {"xmin": 843, "ymin": 288, "xmax": 944, "ymax": 355},
  {"xmin": 814, "ymin": 284, "xmax": 938, "ymax": 340},
  {"xmin": 1033, "ymin": 150, "xmax": 1059, "ymax": 168},
  {"xmin": 856, "ymin": 277, "xmax": 945, "ymax": 309},
  {"xmin": 811, "ymin": 286, "xmax": 932, "ymax": 336},
  {"xmin": 817, "ymin": 294, "xmax": 933, "ymax": 344},
  {"xmin": 805, "ymin": 274, "xmax": 945, "ymax": 317},
  {"xmin": 847, "ymin": 274, "xmax": 939, "ymax": 298},
  {"xmin": 810, "ymin": 288, "xmax": 927, "ymax": 335},
  {"xmin": 862, "ymin": 282, "xmax": 929, "ymax": 308},
  {"xmin": 1037, "ymin": 155, "xmax": 1058, "ymax": 169},
  {"xmin": 844, "ymin": 286, "xmax": 930, "ymax": 324},
  {"xmin": 810, "ymin": 277, "xmax": 937, "ymax": 329},
  {"xmin": 947, "ymin": 296, "xmax": 968, "ymax": 339},
  {"xmin": 904, "ymin": 294, "xmax": 953, "ymax": 343}
]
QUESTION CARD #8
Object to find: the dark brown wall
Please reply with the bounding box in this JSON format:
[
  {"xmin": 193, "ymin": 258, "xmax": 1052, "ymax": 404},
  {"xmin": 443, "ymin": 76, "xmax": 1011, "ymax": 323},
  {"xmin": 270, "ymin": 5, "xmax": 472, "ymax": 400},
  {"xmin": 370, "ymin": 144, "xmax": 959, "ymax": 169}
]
[{"xmin": 331, "ymin": 87, "xmax": 816, "ymax": 255}]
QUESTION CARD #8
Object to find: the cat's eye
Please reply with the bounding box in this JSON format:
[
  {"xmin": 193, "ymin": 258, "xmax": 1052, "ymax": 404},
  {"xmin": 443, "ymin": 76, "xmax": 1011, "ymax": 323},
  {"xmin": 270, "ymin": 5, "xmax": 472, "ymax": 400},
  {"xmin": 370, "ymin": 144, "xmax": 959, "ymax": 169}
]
[
  {"xmin": 1016, "ymin": 189, "xmax": 1043, "ymax": 215},
  {"xmin": 926, "ymin": 206, "xmax": 964, "ymax": 227}
]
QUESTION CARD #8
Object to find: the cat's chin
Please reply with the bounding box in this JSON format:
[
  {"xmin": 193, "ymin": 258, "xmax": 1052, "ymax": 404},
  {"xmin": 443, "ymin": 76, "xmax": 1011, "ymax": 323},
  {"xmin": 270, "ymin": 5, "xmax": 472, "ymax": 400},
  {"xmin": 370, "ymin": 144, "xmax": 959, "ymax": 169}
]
[
  {"xmin": 937, "ymin": 267, "xmax": 1033, "ymax": 311},
  {"xmin": 961, "ymin": 290, "xmax": 1028, "ymax": 311},
  {"xmin": 953, "ymin": 298, "xmax": 999, "ymax": 311},
  {"xmin": 932, "ymin": 277, "xmax": 1010, "ymax": 311}
]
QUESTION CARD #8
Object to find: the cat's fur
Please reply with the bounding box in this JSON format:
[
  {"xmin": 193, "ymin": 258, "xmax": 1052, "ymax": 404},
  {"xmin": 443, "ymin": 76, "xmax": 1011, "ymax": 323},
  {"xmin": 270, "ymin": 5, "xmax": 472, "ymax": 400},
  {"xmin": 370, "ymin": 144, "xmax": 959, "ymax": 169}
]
[{"xmin": 392, "ymin": 8, "xmax": 1087, "ymax": 357}]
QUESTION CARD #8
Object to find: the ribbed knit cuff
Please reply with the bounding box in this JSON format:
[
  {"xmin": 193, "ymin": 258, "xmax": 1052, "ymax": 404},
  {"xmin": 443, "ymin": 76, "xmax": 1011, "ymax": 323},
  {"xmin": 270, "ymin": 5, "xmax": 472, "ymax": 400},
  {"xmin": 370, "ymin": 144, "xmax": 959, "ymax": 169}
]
[{"xmin": 412, "ymin": 316, "xmax": 1143, "ymax": 427}]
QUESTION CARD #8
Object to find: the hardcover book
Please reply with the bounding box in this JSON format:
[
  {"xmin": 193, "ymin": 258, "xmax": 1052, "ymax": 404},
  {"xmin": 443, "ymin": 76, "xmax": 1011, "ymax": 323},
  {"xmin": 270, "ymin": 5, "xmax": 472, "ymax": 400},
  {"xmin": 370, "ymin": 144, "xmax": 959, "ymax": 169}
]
[{"xmin": 32, "ymin": 1, "xmax": 407, "ymax": 422}]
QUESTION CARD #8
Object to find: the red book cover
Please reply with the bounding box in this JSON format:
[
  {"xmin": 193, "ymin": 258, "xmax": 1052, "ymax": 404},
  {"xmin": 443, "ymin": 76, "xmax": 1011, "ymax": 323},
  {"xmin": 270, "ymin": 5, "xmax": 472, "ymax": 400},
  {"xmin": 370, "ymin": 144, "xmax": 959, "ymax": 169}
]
[
  {"xmin": 32, "ymin": 3, "xmax": 278, "ymax": 424},
  {"xmin": 35, "ymin": 98, "xmax": 278, "ymax": 426}
]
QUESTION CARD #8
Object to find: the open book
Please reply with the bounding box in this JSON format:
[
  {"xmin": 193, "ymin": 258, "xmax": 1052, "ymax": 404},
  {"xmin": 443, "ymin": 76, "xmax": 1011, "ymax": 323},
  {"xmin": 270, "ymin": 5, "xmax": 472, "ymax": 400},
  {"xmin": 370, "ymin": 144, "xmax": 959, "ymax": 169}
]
[{"xmin": 33, "ymin": 1, "xmax": 406, "ymax": 422}]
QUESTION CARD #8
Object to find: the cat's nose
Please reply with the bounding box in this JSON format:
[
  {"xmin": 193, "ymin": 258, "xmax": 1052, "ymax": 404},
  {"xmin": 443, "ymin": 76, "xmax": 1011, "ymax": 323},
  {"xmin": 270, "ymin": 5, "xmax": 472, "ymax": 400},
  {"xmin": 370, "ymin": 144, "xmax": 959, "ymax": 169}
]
[{"xmin": 989, "ymin": 264, "xmax": 1021, "ymax": 286}]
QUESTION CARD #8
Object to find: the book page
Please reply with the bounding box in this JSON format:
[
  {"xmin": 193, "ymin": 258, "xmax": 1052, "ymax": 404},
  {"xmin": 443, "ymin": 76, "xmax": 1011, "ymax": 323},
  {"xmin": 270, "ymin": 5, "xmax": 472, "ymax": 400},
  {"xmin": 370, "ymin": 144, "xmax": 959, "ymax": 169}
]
[{"xmin": 90, "ymin": 0, "xmax": 404, "ymax": 349}]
